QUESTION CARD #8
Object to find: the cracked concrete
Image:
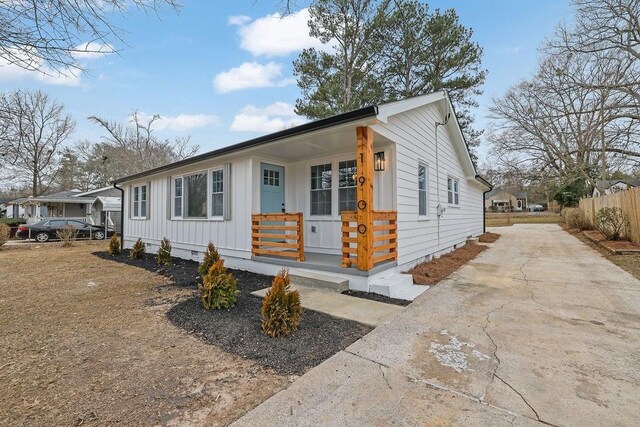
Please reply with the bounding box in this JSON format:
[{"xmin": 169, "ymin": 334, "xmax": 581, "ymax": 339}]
[{"xmin": 233, "ymin": 224, "xmax": 640, "ymax": 426}]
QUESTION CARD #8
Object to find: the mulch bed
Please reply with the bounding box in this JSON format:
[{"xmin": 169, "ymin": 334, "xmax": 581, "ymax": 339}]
[
  {"xmin": 478, "ymin": 232, "xmax": 500, "ymax": 243},
  {"xmin": 579, "ymin": 230, "xmax": 640, "ymax": 254},
  {"xmin": 341, "ymin": 289, "xmax": 411, "ymax": 307},
  {"xmin": 95, "ymin": 250, "xmax": 373, "ymax": 375},
  {"xmin": 407, "ymin": 243, "xmax": 487, "ymax": 286},
  {"xmin": 583, "ymin": 230, "xmax": 606, "ymax": 242}
]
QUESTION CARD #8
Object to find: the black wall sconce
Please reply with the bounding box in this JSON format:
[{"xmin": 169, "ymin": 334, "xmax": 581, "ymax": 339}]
[{"xmin": 374, "ymin": 151, "xmax": 385, "ymax": 171}]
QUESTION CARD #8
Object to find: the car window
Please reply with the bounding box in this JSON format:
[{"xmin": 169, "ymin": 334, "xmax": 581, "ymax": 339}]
[
  {"xmin": 47, "ymin": 220, "xmax": 67, "ymax": 227},
  {"xmin": 67, "ymin": 220, "xmax": 86, "ymax": 228}
]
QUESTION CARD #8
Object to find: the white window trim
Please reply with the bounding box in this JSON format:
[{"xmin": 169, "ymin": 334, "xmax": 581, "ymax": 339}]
[
  {"xmin": 310, "ymin": 163, "xmax": 333, "ymax": 217},
  {"xmin": 210, "ymin": 167, "xmax": 224, "ymax": 219},
  {"xmin": 169, "ymin": 166, "xmax": 226, "ymax": 221},
  {"xmin": 447, "ymin": 176, "xmax": 460, "ymax": 206},
  {"xmin": 172, "ymin": 177, "xmax": 183, "ymax": 219},
  {"xmin": 418, "ymin": 162, "xmax": 429, "ymax": 219},
  {"xmin": 131, "ymin": 184, "xmax": 148, "ymax": 220}
]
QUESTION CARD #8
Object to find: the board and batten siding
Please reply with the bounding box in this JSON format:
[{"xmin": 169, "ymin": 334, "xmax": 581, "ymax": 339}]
[
  {"xmin": 375, "ymin": 103, "xmax": 484, "ymax": 267},
  {"xmin": 122, "ymin": 157, "xmax": 253, "ymax": 258}
]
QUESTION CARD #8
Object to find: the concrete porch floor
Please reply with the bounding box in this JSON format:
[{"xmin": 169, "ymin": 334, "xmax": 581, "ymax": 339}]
[
  {"xmin": 251, "ymin": 251, "xmax": 396, "ymax": 276},
  {"xmin": 251, "ymin": 285, "xmax": 404, "ymax": 327}
]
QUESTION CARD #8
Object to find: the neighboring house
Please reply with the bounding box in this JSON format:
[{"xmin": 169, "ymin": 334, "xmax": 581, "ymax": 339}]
[
  {"xmin": 113, "ymin": 92, "xmax": 491, "ymax": 298},
  {"xmin": 485, "ymin": 189, "xmax": 528, "ymax": 212},
  {"xmin": 16, "ymin": 187, "xmax": 122, "ymax": 232},
  {"xmin": 2, "ymin": 198, "xmax": 26, "ymax": 219},
  {"xmin": 592, "ymin": 179, "xmax": 640, "ymax": 197}
]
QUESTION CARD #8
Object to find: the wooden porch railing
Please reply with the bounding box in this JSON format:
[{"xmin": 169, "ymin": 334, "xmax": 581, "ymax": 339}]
[
  {"xmin": 251, "ymin": 213, "xmax": 305, "ymax": 261},
  {"xmin": 341, "ymin": 210, "xmax": 397, "ymax": 268}
]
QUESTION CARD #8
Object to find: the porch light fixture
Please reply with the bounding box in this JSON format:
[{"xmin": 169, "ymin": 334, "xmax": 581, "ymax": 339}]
[{"xmin": 374, "ymin": 151, "xmax": 385, "ymax": 171}]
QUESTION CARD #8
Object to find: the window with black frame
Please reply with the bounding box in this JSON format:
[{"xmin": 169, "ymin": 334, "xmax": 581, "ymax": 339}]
[
  {"xmin": 338, "ymin": 160, "xmax": 357, "ymax": 212},
  {"xmin": 310, "ymin": 164, "xmax": 331, "ymax": 215}
]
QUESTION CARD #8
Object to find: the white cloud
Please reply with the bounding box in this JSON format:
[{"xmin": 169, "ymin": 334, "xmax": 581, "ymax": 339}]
[
  {"xmin": 72, "ymin": 42, "xmax": 115, "ymax": 59},
  {"xmin": 0, "ymin": 54, "xmax": 80, "ymax": 86},
  {"xmin": 212, "ymin": 62, "xmax": 294, "ymax": 94},
  {"xmin": 136, "ymin": 112, "xmax": 220, "ymax": 132},
  {"xmin": 230, "ymin": 102, "xmax": 306, "ymax": 133},
  {"xmin": 228, "ymin": 15, "xmax": 251, "ymax": 26},
  {"xmin": 234, "ymin": 8, "xmax": 328, "ymax": 57}
]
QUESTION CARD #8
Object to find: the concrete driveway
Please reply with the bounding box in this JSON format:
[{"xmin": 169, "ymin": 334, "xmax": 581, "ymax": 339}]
[{"xmin": 234, "ymin": 224, "xmax": 640, "ymax": 426}]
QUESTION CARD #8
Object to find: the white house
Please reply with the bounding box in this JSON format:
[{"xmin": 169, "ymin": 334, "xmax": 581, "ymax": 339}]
[
  {"xmin": 114, "ymin": 92, "xmax": 491, "ymax": 299},
  {"xmin": 592, "ymin": 179, "xmax": 640, "ymax": 197}
]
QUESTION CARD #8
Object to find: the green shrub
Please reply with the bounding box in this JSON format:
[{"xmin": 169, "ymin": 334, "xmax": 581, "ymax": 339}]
[
  {"xmin": 0, "ymin": 223, "xmax": 9, "ymax": 247},
  {"xmin": 595, "ymin": 207, "xmax": 629, "ymax": 241},
  {"xmin": 563, "ymin": 208, "xmax": 592, "ymax": 230},
  {"xmin": 261, "ymin": 269, "xmax": 302, "ymax": 338},
  {"xmin": 157, "ymin": 237, "xmax": 172, "ymax": 265},
  {"xmin": 0, "ymin": 218, "xmax": 26, "ymax": 226},
  {"xmin": 198, "ymin": 259, "xmax": 238, "ymax": 309},
  {"xmin": 56, "ymin": 225, "xmax": 78, "ymax": 247},
  {"xmin": 198, "ymin": 242, "xmax": 220, "ymax": 277},
  {"xmin": 108, "ymin": 235, "xmax": 121, "ymax": 255},
  {"xmin": 129, "ymin": 238, "xmax": 146, "ymax": 259}
]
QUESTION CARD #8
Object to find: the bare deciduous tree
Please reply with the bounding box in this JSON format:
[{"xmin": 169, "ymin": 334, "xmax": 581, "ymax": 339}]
[
  {"xmin": 76, "ymin": 111, "xmax": 199, "ymax": 188},
  {"xmin": 0, "ymin": 0, "xmax": 180, "ymax": 75},
  {"xmin": 0, "ymin": 90, "xmax": 75, "ymax": 196}
]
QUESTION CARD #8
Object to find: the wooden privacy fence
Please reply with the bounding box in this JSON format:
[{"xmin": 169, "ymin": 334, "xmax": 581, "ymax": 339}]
[
  {"xmin": 251, "ymin": 213, "xmax": 305, "ymax": 261},
  {"xmin": 341, "ymin": 210, "xmax": 397, "ymax": 268},
  {"xmin": 579, "ymin": 187, "xmax": 640, "ymax": 244}
]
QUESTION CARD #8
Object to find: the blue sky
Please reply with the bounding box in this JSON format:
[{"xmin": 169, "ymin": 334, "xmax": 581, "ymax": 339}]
[{"xmin": 0, "ymin": 0, "xmax": 573, "ymax": 164}]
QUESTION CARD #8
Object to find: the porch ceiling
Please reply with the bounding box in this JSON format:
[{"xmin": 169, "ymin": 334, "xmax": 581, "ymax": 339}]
[{"xmin": 250, "ymin": 121, "xmax": 393, "ymax": 162}]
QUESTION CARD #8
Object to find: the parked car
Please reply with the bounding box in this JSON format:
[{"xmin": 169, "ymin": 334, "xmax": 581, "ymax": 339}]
[
  {"xmin": 528, "ymin": 204, "xmax": 544, "ymax": 212},
  {"xmin": 15, "ymin": 219, "xmax": 115, "ymax": 242}
]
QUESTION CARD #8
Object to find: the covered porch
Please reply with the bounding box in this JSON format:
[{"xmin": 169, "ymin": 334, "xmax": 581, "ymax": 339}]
[{"xmin": 248, "ymin": 124, "xmax": 398, "ymax": 273}]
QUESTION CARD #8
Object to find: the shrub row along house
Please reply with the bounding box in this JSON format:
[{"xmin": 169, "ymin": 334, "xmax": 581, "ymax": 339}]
[{"xmin": 113, "ymin": 92, "xmax": 491, "ymax": 299}]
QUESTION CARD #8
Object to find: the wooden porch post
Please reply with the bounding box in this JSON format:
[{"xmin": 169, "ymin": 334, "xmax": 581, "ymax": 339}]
[{"xmin": 356, "ymin": 126, "xmax": 374, "ymax": 271}]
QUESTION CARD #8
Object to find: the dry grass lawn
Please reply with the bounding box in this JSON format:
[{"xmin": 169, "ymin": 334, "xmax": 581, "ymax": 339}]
[{"xmin": 0, "ymin": 242, "xmax": 288, "ymax": 426}]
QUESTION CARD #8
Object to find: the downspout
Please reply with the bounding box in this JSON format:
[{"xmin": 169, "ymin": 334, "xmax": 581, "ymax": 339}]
[
  {"xmin": 113, "ymin": 182, "xmax": 125, "ymax": 251},
  {"xmin": 476, "ymin": 175, "xmax": 493, "ymax": 234},
  {"xmin": 435, "ymin": 110, "xmax": 451, "ymax": 247}
]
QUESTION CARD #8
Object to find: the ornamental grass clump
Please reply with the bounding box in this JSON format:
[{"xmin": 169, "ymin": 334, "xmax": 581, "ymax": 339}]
[
  {"xmin": 108, "ymin": 235, "xmax": 121, "ymax": 255},
  {"xmin": 129, "ymin": 238, "xmax": 146, "ymax": 259},
  {"xmin": 0, "ymin": 224, "xmax": 9, "ymax": 247},
  {"xmin": 157, "ymin": 237, "xmax": 172, "ymax": 265},
  {"xmin": 198, "ymin": 242, "xmax": 220, "ymax": 277},
  {"xmin": 563, "ymin": 208, "xmax": 592, "ymax": 230},
  {"xmin": 261, "ymin": 269, "xmax": 302, "ymax": 338},
  {"xmin": 595, "ymin": 207, "xmax": 630, "ymax": 241},
  {"xmin": 56, "ymin": 225, "xmax": 78, "ymax": 247},
  {"xmin": 198, "ymin": 259, "xmax": 238, "ymax": 310}
]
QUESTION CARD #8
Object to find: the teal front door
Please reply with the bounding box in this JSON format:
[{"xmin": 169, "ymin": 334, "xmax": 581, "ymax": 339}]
[{"xmin": 260, "ymin": 163, "xmax": 285, "ymax": 213}]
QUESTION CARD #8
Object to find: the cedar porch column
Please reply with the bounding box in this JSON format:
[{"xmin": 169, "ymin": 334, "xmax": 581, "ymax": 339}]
[{"xmin": 356, "ymin": 126, "xmax": 374, "ymax": 271}]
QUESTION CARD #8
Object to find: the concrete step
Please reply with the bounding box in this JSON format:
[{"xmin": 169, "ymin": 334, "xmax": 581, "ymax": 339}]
[
  {"xmin": 369, "ymin": 272, "xmax": 428, "ymax": 301},
  {"xmin": 289, "ymin": 272, "xmax": 349, "ymax": 292}
]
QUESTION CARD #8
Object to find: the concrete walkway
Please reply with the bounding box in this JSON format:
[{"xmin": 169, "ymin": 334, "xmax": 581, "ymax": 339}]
[
  {"xmin": 252, "ymin": 285, "xmax": 404, "ymax": 327},
  {"xmin": 234, "ymin": 224, "xmax": 640, "ymax": 426}
]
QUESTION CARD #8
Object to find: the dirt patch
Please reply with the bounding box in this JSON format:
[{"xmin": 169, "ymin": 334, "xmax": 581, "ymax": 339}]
[
  {"xmin": 97, "ymin": 251, "xmax": 373, "ymax": 376},
  {"xmin": 407, "ymin": 243, "xmax": 487, "ymax": 286},
  {"xmin": 0, "ymin": 241, "xmax": 288, "ymax": 426},
  {"xmin": 563, "ymin": 224, "xmax": 640, "ymax": 281},
  {"xmin": 341, "ymin": 290, "xmax": 411, "ymax": 307},
  {"xmin": 478, "ymin": 232, "xmax": 500, "ymax": 243}
]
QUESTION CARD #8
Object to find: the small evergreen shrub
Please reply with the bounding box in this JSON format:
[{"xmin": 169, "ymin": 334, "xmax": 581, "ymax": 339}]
[
  {"xmin": 157, "ymin": 237, "xmax": 172, "ymax": 265},
  {"xmin": 198, "ymin": 259, "xmax": 238, "ymax": 309},
  {"xmin": 198, "ymin": 242, "xmax": 220, "ymax": 277},
  {"xmin": 129, "ymin": 238, "xmax": 146, "ymax": 259},
  {"xmin": 57, "ymin": 225, "xmax": 78, "ymax": 247},
  {"xmin": 108, "ymin": 235, "xmax": 121, "ymax": 255},
  {"xmin": 595, "ymin": 207, "xmax": 629, "ymax": 241},
  {"xmin": 563, "ymin": 208, "xmax": 592, "ymax": 230},
  {"xmin": 0, "ymin": 224, "xmax": 9, "ymax": 247},
  {"xmin": 261, "ymin": 269, "xmax": 302, "ymax": 338}
]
